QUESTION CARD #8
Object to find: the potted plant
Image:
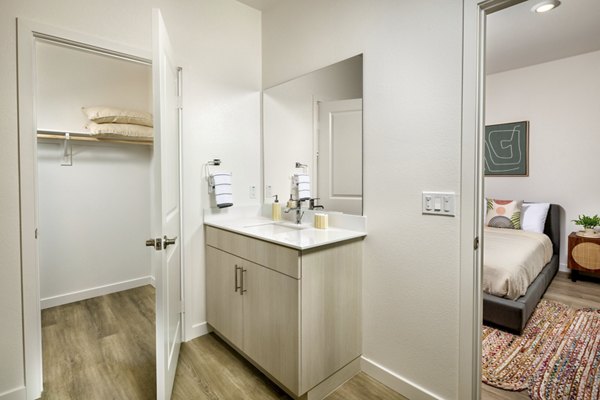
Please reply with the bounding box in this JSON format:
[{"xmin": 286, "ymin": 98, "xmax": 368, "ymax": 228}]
[{"xmin": 572, "ymin": 214, "xmax": 600, "ymax": 237}]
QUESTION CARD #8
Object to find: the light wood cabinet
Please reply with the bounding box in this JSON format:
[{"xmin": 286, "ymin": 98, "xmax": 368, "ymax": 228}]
[
  {"xmin": 205, "ymin": 226, "xmax": 362, "ymax": 399},
  {"xmin": 205, "ymin": 246, "xmax": 243, "ymax": 348}
]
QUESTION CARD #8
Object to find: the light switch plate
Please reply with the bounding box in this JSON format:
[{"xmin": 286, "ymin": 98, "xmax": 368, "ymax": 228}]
[
  {"xmin": 422, "ymin": 192, "xmax": 455, "ymax": 216},
  {"xmin": 249, "ymin": 185, "xmax": 256, "ymax": 199}
]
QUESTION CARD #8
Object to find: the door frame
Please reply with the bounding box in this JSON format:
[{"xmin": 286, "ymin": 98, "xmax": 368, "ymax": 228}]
[
  {"xmin": 459, "ymin": 1, "xmax": 526, "ymax": 399},
  {"xmin": 16, "ymin": 19, "xmax": 159, "ymax": 400}
]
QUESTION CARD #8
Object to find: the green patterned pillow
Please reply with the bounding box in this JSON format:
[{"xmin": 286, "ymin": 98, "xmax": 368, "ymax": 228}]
[{"xmin": 486, "ymin": 199, "xmax": 522, "ymax": 229}]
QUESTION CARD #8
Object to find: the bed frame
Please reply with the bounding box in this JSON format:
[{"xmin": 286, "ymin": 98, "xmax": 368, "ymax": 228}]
[{"xmin": 483, "ymin": 204, "xmax": 561, "ymax": 334}]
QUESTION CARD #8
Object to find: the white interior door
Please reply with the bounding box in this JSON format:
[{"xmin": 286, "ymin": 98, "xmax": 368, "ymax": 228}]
[
  {"xmin": 317, "ymin": 99, "xmax": 363, "ymax": 215},
  {"xmin": 152, "ymin": 9, "xmax": 182, "ymax": 400}
]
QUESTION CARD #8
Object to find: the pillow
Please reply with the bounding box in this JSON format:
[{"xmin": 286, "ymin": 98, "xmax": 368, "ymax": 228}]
[
  {"xmin": 86, "ymin": 121, "xmax": 153, "ymax": 141},
  {"xmin": 82, "ymin": 106, "xmax": 153, "ymax": 127},
  {"xmin": 486, "ymin": 199, "xmax": 523, "ymax": 229},
  {"xmin": 521, "ymin": 203, "xmax": 550, "ymax": 233}
]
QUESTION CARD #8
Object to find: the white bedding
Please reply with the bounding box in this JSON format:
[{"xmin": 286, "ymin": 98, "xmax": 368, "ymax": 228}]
[{"xmin": 483, "ymin": 227, "xmax": 553, "ymax": 300}]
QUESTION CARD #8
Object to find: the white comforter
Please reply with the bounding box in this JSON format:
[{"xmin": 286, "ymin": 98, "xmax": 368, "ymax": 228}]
[{"xmin": 483, "ymin": 227, "xmax": 553, "ymax": 300}]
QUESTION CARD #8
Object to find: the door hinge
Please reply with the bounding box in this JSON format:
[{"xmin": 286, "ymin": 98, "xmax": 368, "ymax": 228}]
[
  {"xmin": 474, "ymin": 236, "xmax": 479, "ymax": 250},
  {"xmin": 177, "ymin": 96, "xmax": 183, "ymax": 110},
  {"xmin": 35, "ymin": 228, "xmax": 38, "ymax": 239}
]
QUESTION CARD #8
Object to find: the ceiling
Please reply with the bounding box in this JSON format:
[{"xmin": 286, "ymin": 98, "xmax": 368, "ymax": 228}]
[
  {"xmin": 236, "ymin": 0, "xmax": 281, "ymax": 12},
  {"xmin": 236, "ymin": 0, "xmax": 600, "ymax": 75},
  {"xmin": 487, "ymin": 0, "xmax": 600, "ymax": 74}
]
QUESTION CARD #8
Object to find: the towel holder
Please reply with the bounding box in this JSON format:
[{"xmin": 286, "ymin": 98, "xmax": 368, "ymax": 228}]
[
  {"xmin": 205, "ymin": 159, "xmax": 223, "ymax": 193},
  {"xmin": 61, "ymin": 132, "xmax": 72, "ymax": 166}
]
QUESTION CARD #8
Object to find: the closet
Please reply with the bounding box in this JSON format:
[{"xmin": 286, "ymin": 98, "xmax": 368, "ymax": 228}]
[{"xmin": 35, "ymin": 39, "xmax": 154, "ymax": 308}]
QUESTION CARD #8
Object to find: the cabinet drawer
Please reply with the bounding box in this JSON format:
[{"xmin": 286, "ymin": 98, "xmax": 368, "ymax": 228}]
[{"xmin": 206, "ymin": 226, "xmax": 301, "ymax": 279}]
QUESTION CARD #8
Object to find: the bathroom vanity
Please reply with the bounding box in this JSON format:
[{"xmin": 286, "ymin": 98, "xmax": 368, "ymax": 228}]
[{"xmin": 204, "ymin": 213, "xmax": 366, "ymax": 400}]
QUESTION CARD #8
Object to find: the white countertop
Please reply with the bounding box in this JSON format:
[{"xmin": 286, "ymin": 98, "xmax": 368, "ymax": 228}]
[{"xmin": 203, "ymin": 207, "xmax": 367, "ymax": 250}]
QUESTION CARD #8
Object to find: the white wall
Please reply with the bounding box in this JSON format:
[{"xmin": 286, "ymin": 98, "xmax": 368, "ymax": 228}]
[
  {"xmin": 36, "ymin": 42, "xmax": 152, "ymax": 308},
  {"xmin": 37, "ymin": 142, "xmax": 152, "ymax": 307},
  {"xmin": 486, "ymin": 50, "xmax": 600, "ymax": 271},
  {"xmin": 36, "ymin": 40, "xmax": 153, "ymax": 132},
  {"xmin": 263, "ymin": 1, "xmax": 462, "ymax": 399},
  {"xmin": 0, "ymin": 0, "xmax": 261, "ymax": 396},
  {"xmin": 263, "ymin": 55, "xmax": 362, "ymax": 205}
]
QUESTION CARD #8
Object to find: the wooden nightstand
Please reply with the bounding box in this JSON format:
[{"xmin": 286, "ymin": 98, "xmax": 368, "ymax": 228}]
[{"xmin": 568, "ymin": 232, "xmax": 600, "ymax": 282}]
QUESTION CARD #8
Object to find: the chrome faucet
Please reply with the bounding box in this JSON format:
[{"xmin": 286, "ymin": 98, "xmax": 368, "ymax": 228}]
[{"xmin": 284, "ymin": 198, "xmax": 305, "ymax": 224}]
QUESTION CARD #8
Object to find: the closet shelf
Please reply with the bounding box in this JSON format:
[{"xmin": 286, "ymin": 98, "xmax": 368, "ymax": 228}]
[{"xmin": 37, "ymin": 129, "xmax": 153, "ymax": 146}]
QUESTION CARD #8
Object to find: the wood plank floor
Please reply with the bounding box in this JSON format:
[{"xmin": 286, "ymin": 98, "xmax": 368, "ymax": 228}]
[
  {"xmin": 41, "ymin": 285, "xmax": 406, "ymax": 400},
  {"xmin": 41, "ymin": 285, "xmax": 156, "ymax": 400},
  {"xmin": 42, "ymin": 272, "xmax": 596, "ymax": 400},
  {"xmin": 481, "ymin": 271, "xmax": 600, "ymax": 400}
]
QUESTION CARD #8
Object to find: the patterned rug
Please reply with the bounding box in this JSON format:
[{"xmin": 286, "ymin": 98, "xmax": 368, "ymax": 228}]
[
  {"xmin": 482, "ymin": 300, "xmax": 576, "ymax": 391},
  {"xmin": 529, "ymin": 308, "xmax": 600, "ymax": 400},
  {"xmin": 482, "ymin": 300, "xmax": 600, "ymax": 399}
]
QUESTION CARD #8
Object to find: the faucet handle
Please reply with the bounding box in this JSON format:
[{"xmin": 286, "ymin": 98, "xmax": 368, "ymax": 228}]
[{"xmin": 309, "ymin": 198, "xmax": 321, "ymax": 210}]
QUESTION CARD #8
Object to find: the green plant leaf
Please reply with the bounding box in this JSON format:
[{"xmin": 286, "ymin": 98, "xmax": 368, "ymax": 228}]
[{"xmin": 511, "ymin": 211, "xmax": 521, "ymax": 229}]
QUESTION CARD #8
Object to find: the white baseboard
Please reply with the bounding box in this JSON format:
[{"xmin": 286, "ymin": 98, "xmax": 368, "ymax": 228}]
[
  {"xmin": 559, "ymin": 262, "xmax": 569, "ymax": 273},
  {"xmin": 149, "ymin": 275, "xmax": 156, "ymax": 288},
  {"xmin": 0, "ymin": 386, "xmax": 26, "ymax": 400},
  {"xmin": 41, "ymin": 276, "xmax": 154, "ymax": 309},
  {"xmin": 186, "ymin": 321, "xmax": 210, "ymax": 341},
  {"xmin": 361, "ymin": 356, "xmax": 442, "ymax": 400}
]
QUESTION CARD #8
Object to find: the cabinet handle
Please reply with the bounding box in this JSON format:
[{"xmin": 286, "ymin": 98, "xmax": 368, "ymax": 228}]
[
  {"xmin": 234, "ymin": 265, "xmax": 241, "ymax": 292},
  {"xmin": 241, "ymin": 268, "xmax": 247, "ymax": 295}
]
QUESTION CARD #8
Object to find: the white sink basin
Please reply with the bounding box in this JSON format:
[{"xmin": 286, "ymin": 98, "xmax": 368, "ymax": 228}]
[{"xmin": 243, "ymin": 222, "xmax": 307, "ymax": 235}]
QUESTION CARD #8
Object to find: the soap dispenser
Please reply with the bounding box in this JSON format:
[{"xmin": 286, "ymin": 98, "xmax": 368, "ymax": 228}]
[{"xmin": 272, "ymin": 195, "xmax": 282, "ymax": 221}]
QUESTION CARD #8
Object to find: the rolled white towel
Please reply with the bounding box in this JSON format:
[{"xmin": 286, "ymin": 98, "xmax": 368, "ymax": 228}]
[
  {"xmin": 298, "ymin": 189, "xmax": 311, "ymax": 201},
  {"xmin": 215, "ymin": 193, "xmax": 233, "ymax": 208},
  {"xmin": 211, "ymin": 172, "xmax": 231, "ymax": 186},
  {"xmin": 294, "ymin": 174, "xmax": 310, "ymax": 184}
]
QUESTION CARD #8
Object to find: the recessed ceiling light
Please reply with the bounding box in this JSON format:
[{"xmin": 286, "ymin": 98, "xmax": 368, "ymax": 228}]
[{"xmin": 531, "ymin": 0, "xmax": 561, "ymax": 13}]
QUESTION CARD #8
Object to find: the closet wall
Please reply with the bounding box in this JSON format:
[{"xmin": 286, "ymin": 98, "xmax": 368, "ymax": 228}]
[{"xmin": 36, "ymin": 41, "xmax": 153, "ymax": 308}]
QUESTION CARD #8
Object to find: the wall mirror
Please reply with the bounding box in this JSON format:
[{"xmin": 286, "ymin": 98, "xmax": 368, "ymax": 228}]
[{"xmin": 263, "ymin": 54, "xmax": 363, "ymax": 215}]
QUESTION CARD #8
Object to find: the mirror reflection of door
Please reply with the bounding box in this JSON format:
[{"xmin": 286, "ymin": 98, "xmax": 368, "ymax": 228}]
[
  {"xmin": 317, "ymin": 99, "xmax": 363, "ymax": 215},
  {"xmin": 262, "ymin": 54, "xmax": 363, "ymax": 215}
]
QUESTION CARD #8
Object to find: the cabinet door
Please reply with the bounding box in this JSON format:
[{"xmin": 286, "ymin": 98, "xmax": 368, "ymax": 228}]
[
  {"xmin": 242, "ymin": 261, "xmax": 300, "ymax": 394},
  {"xmin": 206, "ymin": 246, "xmax": 243, "ymax": 349}
]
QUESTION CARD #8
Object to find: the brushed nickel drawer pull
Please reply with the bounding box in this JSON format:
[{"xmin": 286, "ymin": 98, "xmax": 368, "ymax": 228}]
[
  {"xmin": 241, "ymin": 268, "xmax": 247, "ymax": 295},
  {"xmin": 234, "ymin": 265, "xmax": 241, "ymax": 292}
]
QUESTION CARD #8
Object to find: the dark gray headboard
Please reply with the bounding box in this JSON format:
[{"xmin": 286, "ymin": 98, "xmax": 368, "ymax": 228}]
[{"xmin": 544, "ymin": 204, "xmax": 561, "ymax": 255}]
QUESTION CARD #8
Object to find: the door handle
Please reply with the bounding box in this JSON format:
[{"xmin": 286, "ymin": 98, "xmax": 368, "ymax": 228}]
[
  {"xmin": 146, "ymin": 238, "xmax": 162, "ymax": 251},
  {"xmin": 163, "ymin": 236, "xmax": 177, "ymax": 248}
]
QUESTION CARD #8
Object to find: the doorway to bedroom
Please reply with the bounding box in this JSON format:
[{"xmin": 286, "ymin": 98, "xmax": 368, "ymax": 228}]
[{"xmin": 480, "ymin": 1, "xmax": 600, "ymax": 399}]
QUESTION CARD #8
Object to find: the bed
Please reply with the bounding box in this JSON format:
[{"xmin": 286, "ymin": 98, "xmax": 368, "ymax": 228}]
[{"xmin": 482, "ymin": 204, "xmax": 560, "ymax": 334}]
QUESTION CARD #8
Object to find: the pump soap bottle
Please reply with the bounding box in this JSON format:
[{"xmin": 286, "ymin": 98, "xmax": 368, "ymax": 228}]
[{"xmin": 272, "ymin": 195, "xmax": 282, "ymax": 221}]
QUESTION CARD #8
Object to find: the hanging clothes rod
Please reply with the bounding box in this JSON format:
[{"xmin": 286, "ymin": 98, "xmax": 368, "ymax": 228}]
[{"xmin": 37, "ymin": 129, "xmax": 153, "ymax": 145}]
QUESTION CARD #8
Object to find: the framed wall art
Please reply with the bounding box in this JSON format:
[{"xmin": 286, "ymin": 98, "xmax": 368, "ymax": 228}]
[{"xmin": 484, "ymin": 121, "xmax": 529, "ymax": 176}]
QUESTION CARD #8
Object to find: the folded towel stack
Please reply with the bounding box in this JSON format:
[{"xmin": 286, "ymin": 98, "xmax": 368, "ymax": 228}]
[
  {"xmin": 293, "ymin": 174, "xmax": 311, "ymax": 200},
  {"xmin": 210, "ymin": 172, "xmax": 233, "ymax": 208}
]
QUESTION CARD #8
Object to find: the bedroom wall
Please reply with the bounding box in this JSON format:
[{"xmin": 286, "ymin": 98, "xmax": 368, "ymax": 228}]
[
  {"xmin": 0, "ymin": 0, "xmax": 260, "ymax": 397},
  {"xmin": 262, "ymin": 1, "xmax": 463, "ymax": 399},
  {"xmin": 486, "ymin": 50, "xmax": 600, "ymax": 271}
]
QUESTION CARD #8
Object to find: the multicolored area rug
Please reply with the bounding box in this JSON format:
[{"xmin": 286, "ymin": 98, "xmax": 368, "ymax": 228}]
[
  {"xmin": 529, "ymin": 308, "xmax": 600, "ymax": 400},
  {"xmin": 482, "ymin": 300, "xmax": 600, "ymax": 399},
  {"xmin": 482, "ymin": 300, "xmax": 576, "ymax": 391}
]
